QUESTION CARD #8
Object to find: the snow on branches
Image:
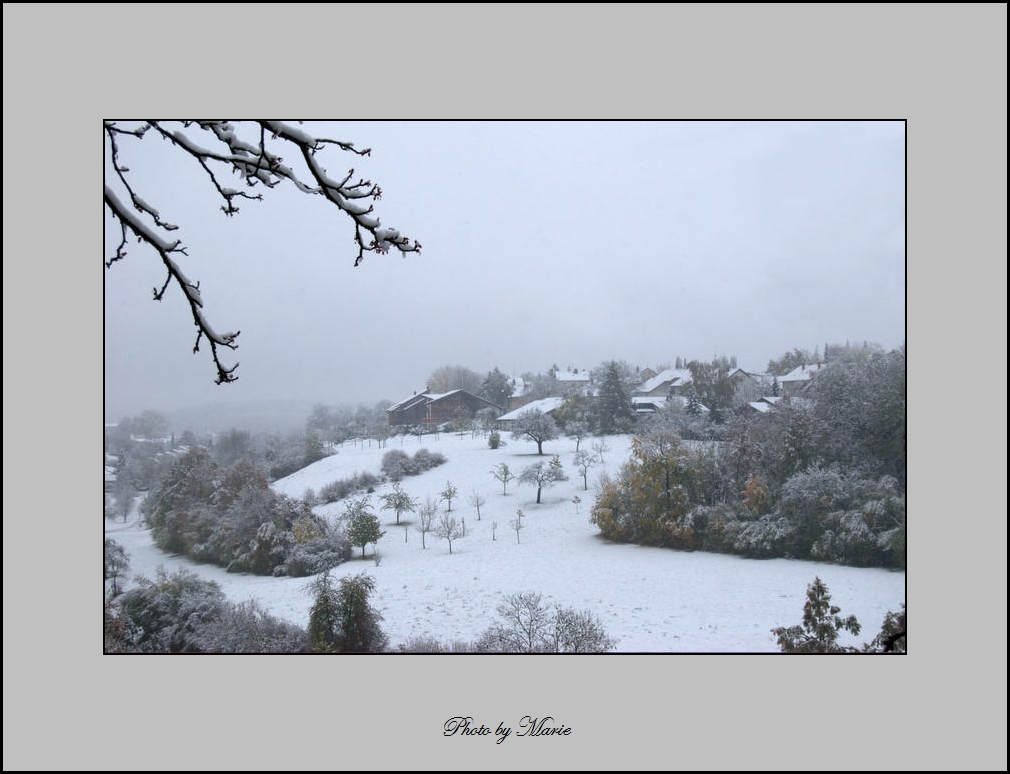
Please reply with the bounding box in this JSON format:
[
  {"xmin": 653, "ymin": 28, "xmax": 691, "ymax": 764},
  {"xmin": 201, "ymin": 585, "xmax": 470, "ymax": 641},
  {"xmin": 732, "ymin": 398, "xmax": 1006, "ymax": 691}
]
[{"xmin": 104, "ymin": 120, "xmax": 421, "ymax": 384}]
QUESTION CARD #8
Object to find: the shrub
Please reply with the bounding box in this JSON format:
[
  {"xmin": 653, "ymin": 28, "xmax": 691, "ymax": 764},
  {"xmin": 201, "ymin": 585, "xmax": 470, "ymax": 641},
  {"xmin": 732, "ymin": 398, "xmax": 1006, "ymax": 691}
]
[
  {"xmin": 381, "ymin": 449, "xmax": 416, "ymax": 481},
  {"xmin": 412, "ymin": 448, "xmax": 446, "ymax": 472},
  {"xmin": 319, "ymin": 471, "xmax": 381, "ymax": 504}
]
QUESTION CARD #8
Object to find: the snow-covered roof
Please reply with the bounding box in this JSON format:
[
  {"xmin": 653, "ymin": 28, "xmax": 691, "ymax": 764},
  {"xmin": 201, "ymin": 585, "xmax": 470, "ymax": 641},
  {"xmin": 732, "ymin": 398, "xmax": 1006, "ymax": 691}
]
[
  {"xmin": 496, "ymin": 396, "xmax": 565, "ymax": 422},
  {"xmin": 388, "ymin": 389, "xmax": 475, "ymax": 411},
  {"xmin": 387, "ymin": 392, "xmax": 432, "ymax": 411},
  {"xmin": 424, "ymin": 390, "xmax": 459, "ymax": 402},
  {"xmin": 748, "ymin": 401, "xmax": 772, "ymax": 413},
  {"xmin": 779, "ymin": 363, "xmax": 824, "ymax": 383},
  {"xmin": 555, "ymin": 368, "xmax": 591, "ymax": 382},
  {"xmin": 637, "ymin": 368, "xmax": 692, "ymax": 393},
  {"xmin": 632, "ymin": 395, "xmax": 666, "ymax": 406}
]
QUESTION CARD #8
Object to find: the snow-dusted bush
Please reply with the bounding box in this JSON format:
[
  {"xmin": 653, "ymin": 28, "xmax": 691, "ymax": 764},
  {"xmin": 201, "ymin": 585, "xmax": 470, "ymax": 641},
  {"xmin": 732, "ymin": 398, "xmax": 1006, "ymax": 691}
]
[
  {"xmin": 412, "ymin": 448, "xmax": 446, "ymax": 472},
  {"xmin": 282, "ymin": 533, "xmax": 352, "ymax": 577},
  {"xmin": 318, "ymin": 471, "xmax": 380, "ymax": 504},
  {"xmin": 381, "ymin": 449, "xmax": 417, "ymax": 481},
  {"xmin": 733, "ymin": 515, "xmax": 796, "ymax": 558},
  {"xmin": 113, "ymin": 568, "xmax": 310, "ymax": 653}
]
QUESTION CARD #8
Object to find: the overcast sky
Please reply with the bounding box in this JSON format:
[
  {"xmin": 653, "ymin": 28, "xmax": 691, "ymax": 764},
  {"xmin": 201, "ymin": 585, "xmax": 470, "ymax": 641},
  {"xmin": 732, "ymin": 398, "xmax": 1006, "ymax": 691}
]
[{"xmin": 104, "ymin": 120, "xmax": 905, "ymax": 420}]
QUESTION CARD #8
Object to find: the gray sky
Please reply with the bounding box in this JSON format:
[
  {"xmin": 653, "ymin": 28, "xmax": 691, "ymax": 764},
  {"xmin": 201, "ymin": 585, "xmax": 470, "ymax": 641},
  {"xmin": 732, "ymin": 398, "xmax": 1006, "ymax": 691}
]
[{"xmin": 104, "ymin": 120, "xmax": 905, "ymax": 419}]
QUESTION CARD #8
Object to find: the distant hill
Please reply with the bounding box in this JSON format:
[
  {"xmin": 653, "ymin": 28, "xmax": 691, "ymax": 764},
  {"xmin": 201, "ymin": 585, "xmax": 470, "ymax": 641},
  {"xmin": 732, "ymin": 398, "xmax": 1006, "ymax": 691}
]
[{"xmin": 164, "ymin": 400, "xmax": 316, "ymax": 436}]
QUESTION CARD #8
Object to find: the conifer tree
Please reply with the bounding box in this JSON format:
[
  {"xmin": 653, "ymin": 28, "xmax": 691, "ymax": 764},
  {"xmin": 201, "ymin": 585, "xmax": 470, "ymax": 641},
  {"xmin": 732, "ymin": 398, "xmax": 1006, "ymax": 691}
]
[{"xmin": 771, "ymin": 576, "xmax": 861, "ymax": 653}]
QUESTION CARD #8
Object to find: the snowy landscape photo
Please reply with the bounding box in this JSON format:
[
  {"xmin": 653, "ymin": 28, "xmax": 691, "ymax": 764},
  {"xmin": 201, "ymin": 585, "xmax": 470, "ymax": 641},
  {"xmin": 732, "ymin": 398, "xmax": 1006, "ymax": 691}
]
[{"xmin": 103, "ymin": 120, "xmax": 906, "ymax": 654}]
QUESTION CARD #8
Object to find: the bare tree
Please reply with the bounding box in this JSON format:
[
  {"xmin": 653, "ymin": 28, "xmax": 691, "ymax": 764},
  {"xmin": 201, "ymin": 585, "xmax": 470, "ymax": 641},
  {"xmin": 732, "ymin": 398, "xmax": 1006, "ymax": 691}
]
[
  {"xmin": 415, "ymin": 497, "xmax": 438, "ymax": 550},
  {"xmin": 573, "ymin": 450, "xmax": 597, "ymax": 490},
  {"xmin": 439, "ymin": 481, "xmax": 458, "ymax": 512},
  {"xmin": 426, "ymin": 364, "xmax": 483, "ymax": 394},
  {"xmin": 104, "ymin": 121, "xmax": 420, "ymax": 384},
  {"xmin": 494, "ymin": 591, "xmax": 551, "ymax": 652},
  {"xmin": 591, "ymin": 438, "xmax": 610, "ymax": 462},
  {"xmin": 566, "ymin": 420, "xmax": 591, "ymax": 452},
  {"xmin": 468, "ymin": 490, "xmax": 487, "ymax": 521},
  {"xmin": 435, "ymin": 511, "xmax": 463, "ymax": 554},
  {"xmin": 112, "ymin": 474, "xmax": 135, "ymax": 522},
  {"xmin": 547, "ymin": 605, "xmax": 617, "ymax": 653},
  {"xmin": 475, "ymin": 592, "xmax": 617, "ymax": 653},
  {"xmin": 510, "ymin": 510, "xmax": 525, "ymax": 544}
]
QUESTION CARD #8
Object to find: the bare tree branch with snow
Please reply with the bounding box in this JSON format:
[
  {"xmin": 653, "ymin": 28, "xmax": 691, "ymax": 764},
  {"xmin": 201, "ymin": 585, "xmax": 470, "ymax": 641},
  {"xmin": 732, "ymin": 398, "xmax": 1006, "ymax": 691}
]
[{"xmin": 104, "ymin": 120, "xmax": 421, "ymax": 384}]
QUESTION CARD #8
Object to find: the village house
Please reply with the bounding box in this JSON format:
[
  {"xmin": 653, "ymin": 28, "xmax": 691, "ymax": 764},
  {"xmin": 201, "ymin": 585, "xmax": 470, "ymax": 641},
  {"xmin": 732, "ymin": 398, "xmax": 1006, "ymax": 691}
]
[
  {"xmin": 386, "ymin": 389, "xmax": 503, "ymax": 428},
  {"xmin": 495, "ymin": 396, "xmax": 566, "ymax": 430},
  {"xmin": 777, "ymin": 362, "xmax": 825, "ymax": 398}
]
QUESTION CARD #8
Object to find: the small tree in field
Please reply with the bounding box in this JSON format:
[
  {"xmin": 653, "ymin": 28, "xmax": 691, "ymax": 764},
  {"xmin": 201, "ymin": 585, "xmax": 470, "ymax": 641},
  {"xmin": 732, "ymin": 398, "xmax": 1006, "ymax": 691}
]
[
  {"xmin": 573, "ymin": 449, "xmax": 597, "ymax": 490},
  {"xmin": 771, "ymin": 576, "xmax": 861, "ymax": 653},
  {"xmin": 491, "ymin": 462, "xmax": 516, "ymax": 495},
  {"xmin": 415, "ymin": 496, "xmax": 438, "ymax": 549},
  {"xmin": 380, "ymin": 482, "xmax": 418, "ymax": 525},
  {"xmin": 439, "ymin": 480, "xmax": 458, "ymax": 512},
  {"xmin": 566, "ymin": 420, "xmax": 591, "ymax": 453},
  {"xmin": 435, "ymin": 511, "xmax": 463, "ymax": 554},
  {"xmin": 591, "ymin": 437, "xmax": 610, "ymax": 462},
  {"xmin": 343, "ymin": 497, "xmax": 385, "ymax": 558},
  {"xmin": 511, "ymin": 409, "xmax": 559, "ymax": 455},
  {"xmin": 510, "ymin": 510, "xmax": 525, "ymax": 544},
  {"xmin": 468, "ymin": 490, "xmax": 486, "ymax": 521},
  {"xmin": 519, "ymin": 456, "xmax": 568, "ymax": 504}
]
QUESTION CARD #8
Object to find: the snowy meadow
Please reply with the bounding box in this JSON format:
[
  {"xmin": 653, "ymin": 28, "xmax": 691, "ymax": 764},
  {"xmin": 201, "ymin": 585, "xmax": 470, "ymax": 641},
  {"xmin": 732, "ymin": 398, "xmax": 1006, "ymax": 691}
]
[{"xmin": 106, "ymin": 431, "xmax": 906, "ymax": 652}]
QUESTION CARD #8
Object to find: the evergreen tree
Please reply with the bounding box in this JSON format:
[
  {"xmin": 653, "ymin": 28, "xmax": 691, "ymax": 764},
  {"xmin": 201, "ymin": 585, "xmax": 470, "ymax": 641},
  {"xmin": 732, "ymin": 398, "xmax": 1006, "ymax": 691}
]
[
  {"xmin": 771, "ymin": 576, "xmax": 861, "ymax": 653},
  {"xmin": 593, "ymin": 360, "xmax": 636, "ymax": 434},
  {"xmin": 480, "ymin": 367, "xmax": 514, "ymax": 410},
  {"xmin": 686, "ymin": 386, "xmax": 703, "ymax": 416}
]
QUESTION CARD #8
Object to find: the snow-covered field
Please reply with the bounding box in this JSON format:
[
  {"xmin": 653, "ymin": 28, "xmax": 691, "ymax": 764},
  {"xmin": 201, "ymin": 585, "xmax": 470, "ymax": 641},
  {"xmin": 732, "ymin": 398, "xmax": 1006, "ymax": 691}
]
[{"xmin": 106, "ymin": 431, "xmax": 906, "ymax": 652}]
